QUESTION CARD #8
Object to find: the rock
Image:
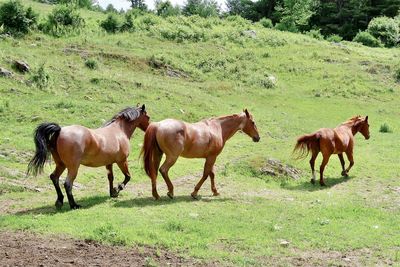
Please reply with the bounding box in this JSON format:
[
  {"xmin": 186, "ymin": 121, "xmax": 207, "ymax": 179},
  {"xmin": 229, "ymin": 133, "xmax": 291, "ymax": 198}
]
[
  {"xmin": 13, "ymin": 60, "xmax": 30, "ymax": 73},
  {"xmin": 260, "ymin": 158, "xmax": 302, "ymax": 180},
  {"xmin": 242, "ymin": 30, "xmax": 257, "ymax": 38},
  {"xmin": 267, "ymin": 75, "xmax": 277, "ymax": 86},
  {"xmin": 279, "ymin": 240, "xmax": 290, "ymax": 247},
  {"xmin": 0, "ymin": 67, "xmax": 13, "ymax": 77}
]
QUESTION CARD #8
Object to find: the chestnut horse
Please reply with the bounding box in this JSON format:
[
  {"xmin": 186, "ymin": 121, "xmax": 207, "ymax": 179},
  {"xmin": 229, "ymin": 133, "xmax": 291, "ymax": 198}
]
[
  {"xmin": 141, "ymin": 109, "xmax": 260, "ymax": 200},
  {"xmin": 293, "ymin": 115, "xmax": 370, "ymax": 186},
  {"xmin": 27, "ymin": 105, "xmax": 150, "ymax": 209}
]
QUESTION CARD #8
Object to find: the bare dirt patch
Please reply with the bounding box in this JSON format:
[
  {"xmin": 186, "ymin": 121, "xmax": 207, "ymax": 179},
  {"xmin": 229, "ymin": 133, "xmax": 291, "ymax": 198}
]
[{"xmin": 0, "ymin": 231, "xmax": 209, "ymax": 267}]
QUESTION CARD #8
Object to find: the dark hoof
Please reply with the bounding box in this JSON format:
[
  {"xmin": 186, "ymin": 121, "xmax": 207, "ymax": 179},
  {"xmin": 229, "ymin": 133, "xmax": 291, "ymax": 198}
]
[
  {"xmin": 320, "ymin": 182, "xmax": 326, "ymax": 187},
  {"xmin": 71, "ymin": 204, "xmax": 81, "ymax": 210},
  {"xmin": 153, "ymin": 194, "xmax": 160, "ymax": 200},
  {"xmin": 191, "ymin": 192, "xmax": 199, "ymax": 200},
  {"xmin": 341, "ymin": 171, "xmax": 349, "ymax": 177},
  {"xmin": 110, "ymin": 187, "xmax": 119, "ymax": 198},
  {"xmin": 118, "ymin": 183, "xmax": 125, "ymax": 191},
  {"xmin": 213, "ymin": 191, "xmax": 220, "ymax": 196},
  {"xmin": 310, "ymin": 179, "xmax": 316, "ymax": 185},
  {"xmin": 55, "ymin": 200, "xmax": 63, "ymax": 210},
  {"xmin": 167, "ymin": 192, "xmax": 174, "ymax": 199}
]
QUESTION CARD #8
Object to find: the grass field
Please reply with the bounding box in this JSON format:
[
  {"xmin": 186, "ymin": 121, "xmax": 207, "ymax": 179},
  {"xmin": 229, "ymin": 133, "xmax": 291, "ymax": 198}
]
[{"xmin": 0, "ymin": 1, "xmax": 399, "ymax": 265}]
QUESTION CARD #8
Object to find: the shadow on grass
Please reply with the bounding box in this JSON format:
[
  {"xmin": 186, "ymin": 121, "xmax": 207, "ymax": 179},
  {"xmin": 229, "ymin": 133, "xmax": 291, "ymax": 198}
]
[
  {"xmin": 114, "ymin": 195, "xmax": 233, "ymax": 208},
  {"xmin": 283, "ymin": 175, "xmax": 352, "ymax": 191},
  {"xmin": 14, "ymin": 195, "xmax": 110, "ymax": 215}
]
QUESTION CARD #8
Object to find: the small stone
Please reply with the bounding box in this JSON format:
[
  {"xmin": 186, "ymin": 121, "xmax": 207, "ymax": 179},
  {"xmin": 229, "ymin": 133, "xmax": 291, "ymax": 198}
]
[
  {"xmin": 0, "ymin": 67, "xmax": 13, "ymax": 77},
  {"xmin": 13, "ymin": 60, "xmax": 30, "ymax": 73},
  {"xmin": 279, "ymin": 240, "xmax": 290, "ymax": 247}
]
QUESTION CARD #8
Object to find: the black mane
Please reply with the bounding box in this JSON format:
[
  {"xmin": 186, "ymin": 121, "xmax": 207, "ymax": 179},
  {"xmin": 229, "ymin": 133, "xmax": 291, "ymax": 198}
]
[{"xmin": 104, "ymin": 107, "xmax": 141, "ymax": 126}]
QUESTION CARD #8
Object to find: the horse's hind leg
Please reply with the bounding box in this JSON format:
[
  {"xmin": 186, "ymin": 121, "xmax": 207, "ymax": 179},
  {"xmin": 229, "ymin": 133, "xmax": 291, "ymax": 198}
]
[
  {"xmin": 319, "ymin": 154, "xmax": 331, "ymax": 186},
  {"xmin": 107, "ymin": 164, "xmax": 119, "ymax": 198},
  {"xmin": 344, "ymin": 150, "xmax": 354, "ymax": 175},
  {"xmin": 159, "ymin": 155, "xmax": 178, "ymax": 199},
  {"xmin": 64, "ymin": 166, "xmax": 80, "ymax": 209},
  {"xmin": 209, "ymin": 167, "xmax": 219, "ymax": 196},
  {"xmin": 50, "ymin": 163, "xmax": 66, "ymax": 210},
  {"xmin": 338, "ymin": 153, "xmax": 348, "ymax": 177},
  {"xmin": 309, "ymin": 151, "xmax": 318, "ymax": 184},
  {"xmin": 191, "ymin": 156, "xmax": 216, "ymax": 199},
  {"xmin": 116, "ymin": 160, "xmax": 131, "ymax": 194}
]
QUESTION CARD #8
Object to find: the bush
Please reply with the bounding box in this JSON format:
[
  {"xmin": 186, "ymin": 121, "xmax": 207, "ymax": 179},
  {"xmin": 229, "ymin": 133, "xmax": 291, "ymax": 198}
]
[
  {"xmin": 367, "ymin": 16, "xmax": 399, "ymax": 47},
  {"xmin": 326, "ymin": 34, "xmax": 342, "ymax": 42},
  {"xmin": 100, "ymin": 14, "xmax": 120, "ymax": 33},
  {"xmin": 30, "ymin": 65, "xmax": 50, "ymax": 89},
  {"xmin": 353, "ymin": 31, "xmax": 382, "ymax": 47},
  {"xmin": 379, "ymin": 123, "xmax": 392, "ymax": 133},
  {"xmin": 305, "ymin": 29, "xmax": 324, "ymax": 40},
  {"xmin": 259, "ymin": 18, "xmax": 273, "ymax": 28},
  {"xmin": 156, "ymin": 0, "xmax": 181, "ymax": 17},
  {"xmin": 85, "ymin": 58, "xmax": 98, "ymax": 69},
  {"xmin": 395, "ymin": 67, "xmax": 400, "ymax": 82},
  {"xmin": 120, "ymin": 13, "xmax": 135, "ymax": 32},
  {"xmin": 0, "ymin": 0, "xmax": 38, "ymax": 35},
  {"xmin": 41, "ymin": 5, "xmax": 85, "ymax": 37}
]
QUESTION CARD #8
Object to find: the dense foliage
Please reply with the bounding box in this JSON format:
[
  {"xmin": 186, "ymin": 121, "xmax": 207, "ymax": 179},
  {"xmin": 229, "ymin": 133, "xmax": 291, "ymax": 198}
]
[
  {"xmin": 0, "ymin": 0, "xmax": 38, "ymax": 35},
  {"xmin": 40, "ymin": 5, "xmax": 85, "ymax": 37}
]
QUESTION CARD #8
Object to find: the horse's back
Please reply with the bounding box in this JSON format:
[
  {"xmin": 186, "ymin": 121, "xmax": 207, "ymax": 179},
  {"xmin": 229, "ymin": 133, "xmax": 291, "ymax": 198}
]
[{"xmin": 318, "ymin": 127, "xmax": 352, "ymax": 154}]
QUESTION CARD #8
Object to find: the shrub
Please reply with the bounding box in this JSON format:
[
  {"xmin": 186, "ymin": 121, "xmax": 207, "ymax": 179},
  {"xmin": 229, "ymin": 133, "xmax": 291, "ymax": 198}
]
[
  {"xmin": 379, "ymin": 123, "xmax": 392, "ymax": 133},
  {"xmin": 326, "ymin": 34, "xmax": 342, "ymax": 42},
  {"xmin": 259, "ymin": 18, "xmax": 273, "ymax": 28},
  {"xmin": 85, "ymin": 58, "xmax": 97, "ymax": 69},
  {"xmin": 100, "ymin": 14, "xmax": 120, "ymax": 33},
  {"xmin": 120, "ymin": 13, "xmax": 135, "ymax": 32},
  {"xmin": 395, "ymin": 67, "xmax": 400, "ymax": 82},
  {"xmin": 367, "ymin": 16, "xmax": 399, "ymax": 47},
  {"xmin": 275, "ymin": 21, "xmax": 298, "ymax": 33},
  {"xmin": 30, "ymin": 65, "xmax": 50, "ymax": 89},
  {"xmin": 41, "ymin": 5, "xmax": 85, "ymax": 37},
  {"xmin": 353, "ymin": 31, "xmax": 382, "ymax": 47},
  {"xmin": 305, "ymin": 29, "xmax": 324, "ymax": 40},
  {"xmin": 0, "ymin": 0, "xmax": 38, "ymax": 35},
  {"xmin": 156, "ymin": 0, "xmax": 181, "ymax": 17}
]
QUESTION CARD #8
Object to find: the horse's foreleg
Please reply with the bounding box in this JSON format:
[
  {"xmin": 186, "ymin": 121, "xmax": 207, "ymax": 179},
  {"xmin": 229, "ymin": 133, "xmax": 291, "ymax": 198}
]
[
  {"xmin": 116, "ymin": 161, "xmax": 131, "ymax": 193},
  {"xmin": 309, "ymin": 151, "xmax": 318, "ymax": 184},
  {"xmin": 159, "ymin": 156, "xmax": 178, "ymax": 199},
  {"xmin": 338, "ymin": 153, "xmax": 347, "ymax": 177},
  {"xmin": 191, "ymin": 157, "xmax": 216, "ymax": 199},
  {"xmin": 319, "ymin": 154, "xmax": 330, "ymax": 186},
  {"xmin": 64, "ymin": 166, "xmax": 80, "ymax": 209},
  {"xmin": 50, "ymin": 163, "xmax": 66, "ymax": 210},
  {"xmin": 344, "ymin": 151, "xmax": 354, "ymax": 174},
  {"xmin": 106, "ymin": 164, "xmax": 118, "ymax": 198}
]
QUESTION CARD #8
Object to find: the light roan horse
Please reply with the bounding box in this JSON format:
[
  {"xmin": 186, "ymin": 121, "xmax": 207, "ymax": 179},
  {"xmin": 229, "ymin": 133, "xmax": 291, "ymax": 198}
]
[
  {"xmin": 27, "ymin": 105, "xmax": 150, "ymax": 209},
  {"xmin": 293, "ymin": 115, "xmax": 370, "ymax": 186},
  {"xmin": 141, "ymin": 109, "xmax": 260, "ymax": 200}
]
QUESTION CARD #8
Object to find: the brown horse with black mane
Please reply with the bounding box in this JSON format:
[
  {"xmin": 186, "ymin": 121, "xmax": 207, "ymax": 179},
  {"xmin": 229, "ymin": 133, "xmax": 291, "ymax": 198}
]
[
  {"xmin": 141, "ymin": 109, "xmax": 260, "ymax": 200},
  {"xmin": 293, "ymin": 115, "xmax": 370, "ymax": 186},
  {"xmin": 27, "ymin": 105, "xmax": 150, "ymax": 209}
]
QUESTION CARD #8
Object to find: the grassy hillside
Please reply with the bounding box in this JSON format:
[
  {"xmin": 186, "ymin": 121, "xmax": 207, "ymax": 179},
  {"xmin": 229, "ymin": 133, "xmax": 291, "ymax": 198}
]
[{"xmin": 0, "ymin": 1, "xmax": 399, "ymax": 265}]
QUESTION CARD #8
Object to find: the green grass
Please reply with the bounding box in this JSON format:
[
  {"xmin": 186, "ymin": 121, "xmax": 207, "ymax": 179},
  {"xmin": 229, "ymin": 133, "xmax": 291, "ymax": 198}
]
[{"xmin": 0, "ymin": 0, "xmax": 400, "ymax": 265}]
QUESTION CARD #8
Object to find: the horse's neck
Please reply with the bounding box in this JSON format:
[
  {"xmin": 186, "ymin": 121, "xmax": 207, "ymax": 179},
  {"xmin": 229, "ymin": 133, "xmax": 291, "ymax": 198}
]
[
  {"xmin": 216, "ymin": 115, "xmax": 244, "ymax": 143},
  {"xmin": 116, "ymin": 120, "xmax": 136, "ymax": 139},
  {"xmin": 340, "ymin": 121, "xmax": 359, "ymax": 136}
]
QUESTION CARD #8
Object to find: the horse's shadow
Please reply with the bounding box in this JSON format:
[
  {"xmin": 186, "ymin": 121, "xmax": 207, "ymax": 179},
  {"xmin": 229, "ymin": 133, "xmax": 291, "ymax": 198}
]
[
  {"xmin": 114, "ymin": 195, "xmax": 233, "ymax": 208},
  {"xmin": 13, "ymin": 194, "xmax": 232, "ymax": 215},
  {"xmin": 14, "ymin": 195, "xmax": 110, "ymax": 215},
  {"xmin": 283, "ymin": 175, "xmax": 352, "ymax": 191}
]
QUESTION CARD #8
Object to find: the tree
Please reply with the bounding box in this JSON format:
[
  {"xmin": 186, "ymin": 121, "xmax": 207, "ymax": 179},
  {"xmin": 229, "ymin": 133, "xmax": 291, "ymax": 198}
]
[
  {"xmin": 128, "ymin": 0, "xmax": 147, "ymax": 10},
  {"xmin": 155, "ymin": 0, "xmax": 181, "ymax": 17},
  {"xmin": 105, "ymin": 3, "xmax": 117, "ymax": 13},
  {"xmin": 183, "ymin": 0, "xmax": 219, "ymax": 17},
  {"xmin": 226, "ymin": 0, "xmax": 260, "ymax": 21},
  {"xmin": 275, "ymin": 0, "xmax": 318, "ymax": 32}
]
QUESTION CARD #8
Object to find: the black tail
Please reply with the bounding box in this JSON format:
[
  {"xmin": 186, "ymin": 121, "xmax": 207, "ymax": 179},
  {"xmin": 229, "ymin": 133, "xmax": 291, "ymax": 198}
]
[{"xmin": 27, "ymin": 123, "xmax": 61, "ymax": 176}]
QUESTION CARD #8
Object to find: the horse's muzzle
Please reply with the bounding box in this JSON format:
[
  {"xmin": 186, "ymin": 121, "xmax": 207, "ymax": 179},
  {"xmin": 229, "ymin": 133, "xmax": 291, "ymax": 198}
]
[{"xmin": 253, "ymin": 136, "xmax": 260, "ymax": 142}]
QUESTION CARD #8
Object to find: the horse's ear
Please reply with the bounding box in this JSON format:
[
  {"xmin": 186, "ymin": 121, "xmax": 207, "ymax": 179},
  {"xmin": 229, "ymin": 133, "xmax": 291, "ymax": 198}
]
[
  {"xmin": 244, "ymin": 109, "xmax": 250, "ymax": 118},
  {"xmin": 365, "ymin": 115, "xmax": 368, "ymax": 122},
  {"xmin": 141, "ymin": 104, "xmax": 146, "ymax": 113}
]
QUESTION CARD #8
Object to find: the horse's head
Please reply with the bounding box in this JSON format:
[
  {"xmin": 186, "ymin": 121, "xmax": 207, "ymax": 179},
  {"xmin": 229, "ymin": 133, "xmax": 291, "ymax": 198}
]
[
  {"xmin": 242, "ymin": 109, "xmax": 260, "ymax": 142},
  {"xmin": 358, "ymin": 115, "xmax": 370, "ymax": 140},
  {"xmin": 137, "ymin": 104, "xmax": 150, "ymax": 131}
]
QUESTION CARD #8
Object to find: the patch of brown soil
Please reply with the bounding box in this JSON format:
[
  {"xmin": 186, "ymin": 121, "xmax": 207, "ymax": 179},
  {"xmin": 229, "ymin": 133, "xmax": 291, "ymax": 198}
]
[{"xmin": 0, "ymin": 231, "xmax": 209, "ymax": 267}]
